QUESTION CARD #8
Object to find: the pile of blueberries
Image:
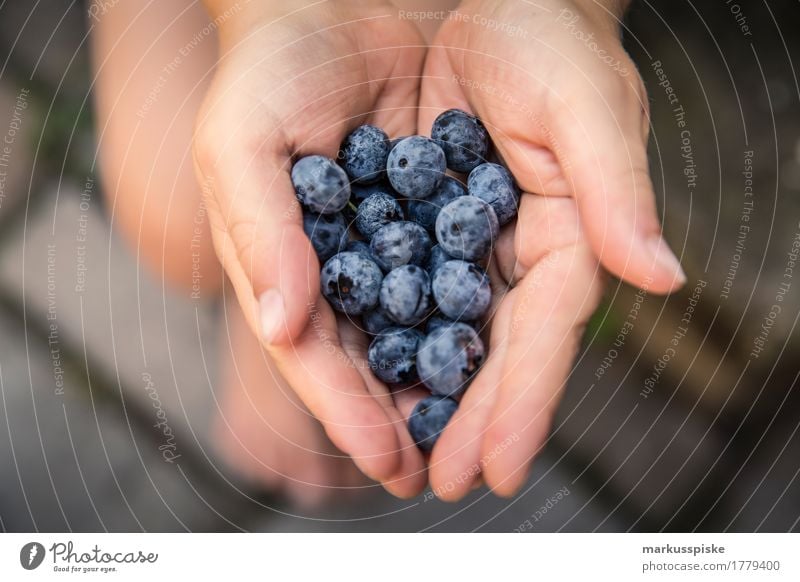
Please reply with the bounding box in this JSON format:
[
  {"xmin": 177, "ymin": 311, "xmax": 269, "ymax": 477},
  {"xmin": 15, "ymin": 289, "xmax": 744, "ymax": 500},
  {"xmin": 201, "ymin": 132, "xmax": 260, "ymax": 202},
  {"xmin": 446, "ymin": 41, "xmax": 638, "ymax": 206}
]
[{"xmin": 292, "ymin": 109, "xmax": 520, "ymax": 452}]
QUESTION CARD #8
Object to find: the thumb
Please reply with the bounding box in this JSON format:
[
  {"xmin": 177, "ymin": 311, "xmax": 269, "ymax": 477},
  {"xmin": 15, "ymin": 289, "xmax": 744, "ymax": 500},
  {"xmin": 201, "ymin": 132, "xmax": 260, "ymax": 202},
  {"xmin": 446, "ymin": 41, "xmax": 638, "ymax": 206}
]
[
  {"xmin": 198, "ymin": 147, "xmax": 319, "ymax": 346},
  {"xmin": 547, "ymin": 77, "xmax": 686, "ymax": 294}
]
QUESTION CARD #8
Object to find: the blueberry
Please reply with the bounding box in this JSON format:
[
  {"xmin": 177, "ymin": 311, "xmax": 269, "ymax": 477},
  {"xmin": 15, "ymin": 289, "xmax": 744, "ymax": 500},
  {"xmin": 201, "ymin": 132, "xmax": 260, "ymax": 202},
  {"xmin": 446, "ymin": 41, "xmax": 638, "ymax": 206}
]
[
  {"xmin": 426, "ymin": 314, "xmax": 477, "ymax": 334},
  {"xmin": 362, "ymin": 306, "xmax": 395, "ymax": 335},
  {"xmin": 467, "ymin": 163, "xmax": 520, "ymax": 225},
  {"xmin": 320, "ymin": 251, "xmax": 383, "ymax": 315},
  {"xmin": 408, "ymin": 395, "xmax": 458, "ymax": 452},
  {"xmin": 291, "ymin": 155, "xmax": 350, "ymax": 214},
  {"xmin": 407, "ymin": 176, "xmax": 467, "ymax": 232},
  {"xmin": 435, "ymin": 196, "xmax": 499, "ymax": 262},
  {"xmin": 417, "ymin": 322, "xmax": 485, "ymax": 397},
  {"xmin": 386, "ymin": 136, "xmax": 446, "ymax": 199},
  {"xmin": 426, "ymin": 244, "xmax": 452, "ymax": 276},
  {"xmin": 379, "ymin": 265, "xmax": 432, "ymax": 326},
  {"xmin": 370, "ymin": 221, "xmax": 432, "ymax": 272},
  {"xmin": 339, "ymin": 125, "xmax": 390, "ymax": 184},
  {"xmin": 344, "ymin": 239, "xmax": 372, "ymax": 257},
  {"xmin": 355, "ymin": 193, "xmax": 404, "ymax": 239},
  {"xmin": 432, "ymin": 260, "xmax": 491, "ymax": 321},
  {"xmin": 303, "ymin": 211, "xmax": 347, "ymax": 262},
  {"xmin": 345, "ymin": 180, "xmax": 396, "ymax": 222},
  {"xmin": 431, "ymin": 109, "xmax": 490, "ymax": 173},
  {"xmin": 367, "ymin": 327, "xmax": 424, "ymax": 384}
]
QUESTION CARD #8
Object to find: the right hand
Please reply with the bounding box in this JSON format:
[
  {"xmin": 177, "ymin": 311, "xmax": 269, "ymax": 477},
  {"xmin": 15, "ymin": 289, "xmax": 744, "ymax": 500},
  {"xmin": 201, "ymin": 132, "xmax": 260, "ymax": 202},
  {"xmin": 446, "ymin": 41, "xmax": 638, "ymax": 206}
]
[{"xmin": 193, "ymin": 1, "xmax": 428, "ymax": 497}]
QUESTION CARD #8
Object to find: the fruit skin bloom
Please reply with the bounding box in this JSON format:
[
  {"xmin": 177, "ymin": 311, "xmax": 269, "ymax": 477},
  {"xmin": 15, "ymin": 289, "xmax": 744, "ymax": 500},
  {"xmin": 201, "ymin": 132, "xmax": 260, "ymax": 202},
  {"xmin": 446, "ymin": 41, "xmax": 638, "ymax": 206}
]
[
  {"xmin": 320, "ymin": 252, "xmax": 383, "ymax": 315},
  {"xmin": 409, "ymin": 395, "xmax": 459, "ymax": 452},
  {"xmin": 432, "ymin": 260, "xmax": 491, "ymax": 321},
  {"xmin": 435, "ymin": 196, "xmax": 499, "ymax": 262},
  {"xmin": 368, "ymin": 328, "xmax": 424, "ymax": 384},
  {"xmin": 431, "ymin": 108, "xmax": 489, "ymax": 173},
  {"xmin": 379, "ymin": 265, "xmax": 432, "ymax": 326},
  {"xmin": 340, "ymin": 124, "xmax": 391, "ymax": 184},
  {"xmin": 387, "ymin": 136, "xmax": 446, "ymax": 199},
  {"xmin": 417, "ymin": 323, "xmax": 485, "ymax": 397},
  {"xmin": 291, "ymin": 155, "xmax": 350, "ymax": 214}
]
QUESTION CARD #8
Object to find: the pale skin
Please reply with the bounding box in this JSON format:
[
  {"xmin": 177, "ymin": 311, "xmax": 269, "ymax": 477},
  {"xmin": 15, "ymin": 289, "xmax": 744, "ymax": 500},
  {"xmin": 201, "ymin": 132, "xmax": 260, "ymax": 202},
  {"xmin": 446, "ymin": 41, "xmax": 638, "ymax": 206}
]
[{"xmin": 92, "ymin": 0, "xmax": 684, "ymax": 505}]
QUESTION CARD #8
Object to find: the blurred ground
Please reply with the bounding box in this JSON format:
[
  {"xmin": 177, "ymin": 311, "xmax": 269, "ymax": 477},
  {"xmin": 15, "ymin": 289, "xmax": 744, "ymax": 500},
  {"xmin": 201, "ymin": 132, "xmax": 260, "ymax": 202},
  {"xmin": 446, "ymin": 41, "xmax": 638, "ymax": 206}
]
[{"xmin": 0, "ymin": 0, "xmax": 798, "ymax": 532}]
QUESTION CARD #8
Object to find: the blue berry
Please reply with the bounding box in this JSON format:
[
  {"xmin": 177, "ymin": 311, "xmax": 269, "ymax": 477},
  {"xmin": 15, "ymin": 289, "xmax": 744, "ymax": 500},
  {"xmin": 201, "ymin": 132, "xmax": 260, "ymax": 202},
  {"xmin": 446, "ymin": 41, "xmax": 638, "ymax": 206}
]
[
  {"xmin": 370, "ymin": 221, "xmax": 432, "ymax": 272},
  {"xmin": 427, "ymin": 244, "xmax": 453, "ymax": 276},
  {"xmin": 362, "ymin": 306, "xmax": 395, "ymax": 335},
  {"xmin": 379, "ymin": 265, "xmax": 432, "ymax": 326},
  {"xmin": 367, "ymin": 327, "xmax": 424, "ymax": 384},
  {"xmin": 320, "ymin": 251, "xmax": 383, "ymax": 315},
  {"xmin": 345, "ymin": 181, "xmax": 395, "ymax": 222},
  {"xmin": 386, "ymin": 136, "xmax": 446, "ymax": 199},
  {"xmin": 417, "ymin": 322, "xmax": 485, "ymax": 397},
  {"xmin": 467, "ymin": 163, "xmax": 520, "ymax": 225},
  {"xmin": 344, "ymin": 239, "xmax": 372, "ymax": 257},
  {"xmin": 426, "ymin": 314, "xmax": 477, "ymax": 334},
  {"xmin": 303, "ymin": 211, "xmax": 347, "ymax": 262},
  {"xmin": 339, "ymin": 125, "xmax": 390, "ymax": 184},
  {"xmin": 291, "ymin": 155, "xmax": 350, "ymax": 214},
  {"xmin": 355, "ymin": 193, "xmax": 404, "ymax": 240},
  {"xmin": 431, "ymin": 109, "xmax": 489, "ymax": 173},
  {"xmin": 432, "ymin": 260, "xmax": 491, "ymax": 321},
  {"xmin": 407, "ymin": 176, "xmax": 467, "ymax": 232},
  {"xmin": 435, "ymin": 196, "xmax": 499, "ymax": 262},
  {"xmin": 409, "ymin": 395, "xmax": 458, "ymax": 452}
]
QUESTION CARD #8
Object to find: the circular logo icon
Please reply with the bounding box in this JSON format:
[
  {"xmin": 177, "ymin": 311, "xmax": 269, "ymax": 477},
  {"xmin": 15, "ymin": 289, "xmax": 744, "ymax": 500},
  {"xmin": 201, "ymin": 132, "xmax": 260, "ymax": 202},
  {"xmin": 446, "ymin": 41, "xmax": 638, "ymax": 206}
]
[{"xmin": 20, "ymin": 542, "xmax": 45, "ymax": 570}]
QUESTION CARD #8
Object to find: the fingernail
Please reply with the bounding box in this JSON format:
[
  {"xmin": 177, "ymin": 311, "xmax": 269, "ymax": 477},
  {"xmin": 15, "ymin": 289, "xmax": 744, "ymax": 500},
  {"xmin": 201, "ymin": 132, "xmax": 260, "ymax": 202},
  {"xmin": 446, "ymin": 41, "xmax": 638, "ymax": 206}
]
[
  {"xmin": 646, "ymin": 234, "xmax": 686, "ymax": 286},
  {"xmin": 259, "ymin": 289, "xmax": 285, "ymax": 344}
]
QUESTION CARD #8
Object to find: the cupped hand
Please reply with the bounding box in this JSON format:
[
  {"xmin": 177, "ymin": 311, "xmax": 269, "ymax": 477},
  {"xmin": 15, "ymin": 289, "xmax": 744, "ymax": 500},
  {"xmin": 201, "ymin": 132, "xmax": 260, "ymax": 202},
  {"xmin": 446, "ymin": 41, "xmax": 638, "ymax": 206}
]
[
  {"xmin": 193, "ymin": 1, "xmax": 428, "ymax": 497},
  {"xmin": 417, "ymin": 0, "xmax": 683, "ymax": 499}
]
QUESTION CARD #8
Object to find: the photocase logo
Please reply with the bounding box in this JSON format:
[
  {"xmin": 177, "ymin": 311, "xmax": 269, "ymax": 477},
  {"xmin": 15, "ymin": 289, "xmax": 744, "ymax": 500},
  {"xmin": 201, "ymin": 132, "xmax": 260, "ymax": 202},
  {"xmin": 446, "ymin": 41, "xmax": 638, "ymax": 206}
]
[{"xmin": 20, "ymin": 542, "xmax": 46, "ymax": 570}]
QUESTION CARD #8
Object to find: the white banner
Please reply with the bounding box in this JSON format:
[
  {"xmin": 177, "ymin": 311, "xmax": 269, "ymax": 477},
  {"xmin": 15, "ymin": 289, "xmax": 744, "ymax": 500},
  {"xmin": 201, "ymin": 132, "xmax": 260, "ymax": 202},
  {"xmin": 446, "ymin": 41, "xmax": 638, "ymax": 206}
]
[{"xmin": 0, "ymin": 533, "xmax": 796, "ymax": 580}]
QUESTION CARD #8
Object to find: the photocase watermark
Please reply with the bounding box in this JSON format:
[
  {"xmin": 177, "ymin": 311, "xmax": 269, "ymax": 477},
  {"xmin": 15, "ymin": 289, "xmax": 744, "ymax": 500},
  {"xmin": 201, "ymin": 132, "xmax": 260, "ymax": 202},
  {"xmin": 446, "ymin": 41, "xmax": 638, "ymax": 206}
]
[
  {"xmin": 595, "ymin": 275, "xmax": 652, "ymax": 381},
  {"xmin": 513, "ymin": 485, "xmax": 571, "ymax": 531},
  {"xmin": 640, "ymin": 278, "xmax": 707, "ymax": 398},
  {"xmin": 75, "ymin": 176, "xmax": 93, "ymax": 294},
  {"xmin": 46, "ymin": 244, "xmax": 65, "ymax": 396},
  {"xmin": 87, "ymin": 0, "xmax": 120, "ymax": 22},
  {"xmin": 397, "ymin": 9, "xmax": 529, "ymax": 39},
  {"xmin": 720, "ymin": 150, "xmax": 754, "ymax": 301},
  {"xmin": 555, "ymin": 9, "xmax": 630, "ymax": 77},
  {"xmin": 651, "ymin": 60, "xmax": 698, "ymax": 193},
  {"xmin": 190, "ymin": 197, "xmax": 208, "ymax": 300},
  {"xmin": 136, "ymin": 2, "xmax": 244, "ymax": 118},
  {"xmin": 142, "ymin": 372, "xmax": 181, "ymax": 463},
  {"xmin": 0, "ymin": 87, "xmax": 29, "ymax": 210},
  {"xmin": 724, "ymin": 0, "xmax": 753, "ymax": 38},
  {"xmin": 749, "ymin": 221, "xmax": 799, "ymax": 360},
  {"xmin": 422, "ymin": 432, "xmax": 520, "ymax": 501}
]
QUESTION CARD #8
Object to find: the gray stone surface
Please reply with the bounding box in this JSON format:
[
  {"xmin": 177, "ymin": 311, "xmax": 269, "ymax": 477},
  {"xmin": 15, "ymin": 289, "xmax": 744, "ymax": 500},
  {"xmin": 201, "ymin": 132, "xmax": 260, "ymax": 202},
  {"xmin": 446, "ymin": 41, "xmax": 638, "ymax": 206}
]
[{"xmin": 0, "ymin": 183, "xmax": 222, "ymax": 463}]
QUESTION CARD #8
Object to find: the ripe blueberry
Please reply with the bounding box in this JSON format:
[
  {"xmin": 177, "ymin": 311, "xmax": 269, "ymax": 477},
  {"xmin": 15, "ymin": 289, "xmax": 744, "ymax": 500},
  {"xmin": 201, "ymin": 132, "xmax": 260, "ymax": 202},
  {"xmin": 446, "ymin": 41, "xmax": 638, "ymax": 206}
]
[
  {"xmin": 320, "ymin": 251, "xmax": 383, "ymax": 315},
  {"xmin": 435, "ymin": 196, "xmax": 499, "ymax": 262},
  {"xmin": 291, "ymin": 155, "xmax": 350, "ymax": 214}
]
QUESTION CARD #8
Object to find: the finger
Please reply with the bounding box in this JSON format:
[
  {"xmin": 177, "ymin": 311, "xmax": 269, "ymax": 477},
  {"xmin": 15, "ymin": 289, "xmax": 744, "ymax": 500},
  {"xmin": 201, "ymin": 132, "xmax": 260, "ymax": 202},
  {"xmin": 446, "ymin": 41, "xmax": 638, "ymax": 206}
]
[
  {"xmin": 482, "ymin": 241, "xmax": 605, "ymax": 497},
  {"xmin": 268, "ymin": 296, "xmax": 403, "ymax": 482},
  {"xmin": 194, "ymin": 133, "xmax": 319, "ymax": 348},
  {"xmin": 546, "ymin": 76, "xmax": 686, "ymax": 294}
]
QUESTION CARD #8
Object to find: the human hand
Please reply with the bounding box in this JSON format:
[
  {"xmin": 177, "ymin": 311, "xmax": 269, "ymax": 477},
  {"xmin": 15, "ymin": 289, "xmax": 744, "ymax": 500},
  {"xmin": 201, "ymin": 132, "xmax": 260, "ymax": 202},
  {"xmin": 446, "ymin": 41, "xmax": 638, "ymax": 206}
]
[
  {"xmin": 416, "ymin": 0, "xmax": 682, "ymax": 498},
  {"xmin": 193, "ymin": 0, "xmax": 428, "ymax": 497}
]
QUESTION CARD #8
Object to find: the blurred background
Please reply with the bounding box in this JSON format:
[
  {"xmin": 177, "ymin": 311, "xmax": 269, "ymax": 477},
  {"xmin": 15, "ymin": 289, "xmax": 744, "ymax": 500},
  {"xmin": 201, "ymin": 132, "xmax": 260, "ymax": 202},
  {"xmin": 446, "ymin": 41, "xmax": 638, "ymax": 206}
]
[{"xmin": 0, "ymin": 0, "xmax": 798, "ymax": 532}]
